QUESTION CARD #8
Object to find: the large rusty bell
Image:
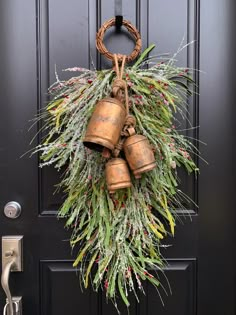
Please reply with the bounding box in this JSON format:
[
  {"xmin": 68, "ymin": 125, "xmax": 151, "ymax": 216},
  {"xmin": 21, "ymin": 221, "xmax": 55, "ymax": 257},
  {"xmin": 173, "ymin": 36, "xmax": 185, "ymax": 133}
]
[
  {"xmin": 83, "ymin": 97, "xmax": 126, "ymax": 152},
  {"xmin": 105, "ymin": 158, "xmax": 132, "ymax": 194},
  {"xmin": 123, "ymin": 135, "xmax": 156, "ymax": 179}
]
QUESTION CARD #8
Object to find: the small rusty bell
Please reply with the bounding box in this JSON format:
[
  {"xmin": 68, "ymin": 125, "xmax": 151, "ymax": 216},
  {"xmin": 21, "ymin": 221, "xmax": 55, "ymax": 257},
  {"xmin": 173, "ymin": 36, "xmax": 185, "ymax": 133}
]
[
  {"xmin": 105, "ymin": 158, "xmax": 132, "ymax": 194},
  {"xmin": 123, "ymin": 135, "xmax": 156, "ymax": 179},
  {"xmin": 83, "ymin": 97, "xmax": 126, "ymax": 152}
]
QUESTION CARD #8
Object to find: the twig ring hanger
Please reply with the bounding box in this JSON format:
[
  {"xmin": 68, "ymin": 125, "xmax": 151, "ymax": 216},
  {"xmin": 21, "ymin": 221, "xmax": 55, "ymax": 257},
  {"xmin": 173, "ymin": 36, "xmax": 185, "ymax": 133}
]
[{"xmin": 96, "ymin": 18, "xmax": 142, "ymax": 63}]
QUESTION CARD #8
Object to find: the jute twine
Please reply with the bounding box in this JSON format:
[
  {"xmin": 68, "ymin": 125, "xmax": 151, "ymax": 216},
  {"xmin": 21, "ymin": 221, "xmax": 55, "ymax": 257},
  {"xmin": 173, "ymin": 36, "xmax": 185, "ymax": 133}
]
[
  {"xmin": 96, "ymin": 18, "xmax": 142, "ymax": 63},
  {"xmin": 112, "ymin": 54, "xmax": 136, "ymax": 157}
]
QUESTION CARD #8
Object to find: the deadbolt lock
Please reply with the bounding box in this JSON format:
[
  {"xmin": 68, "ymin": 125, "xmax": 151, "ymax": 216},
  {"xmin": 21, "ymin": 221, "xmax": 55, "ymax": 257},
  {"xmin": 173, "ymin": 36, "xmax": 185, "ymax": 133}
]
[{"xmin": 4, "ymin": 202, "xmax": 22, "ymax": 219}]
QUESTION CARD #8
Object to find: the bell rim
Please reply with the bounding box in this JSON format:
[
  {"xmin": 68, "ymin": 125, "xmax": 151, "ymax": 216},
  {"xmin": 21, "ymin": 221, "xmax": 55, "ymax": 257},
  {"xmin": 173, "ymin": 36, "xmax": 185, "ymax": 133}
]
[
  {"xmin": 133, "ymin": 162, "xmax": 156, "ymax": 175},
  {"xmin": 83, "ymin": 136, "xmax": 114, "ymax": 151},
  {"xmin": 108, "ymin": 182, "xmax": 132, "ymax": 191}
]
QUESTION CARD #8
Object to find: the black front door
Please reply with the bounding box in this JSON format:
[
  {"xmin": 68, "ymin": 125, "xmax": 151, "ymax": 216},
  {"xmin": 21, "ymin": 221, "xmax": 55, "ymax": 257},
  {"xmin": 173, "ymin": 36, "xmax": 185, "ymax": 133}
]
[{"xmin": 0, "ymin": 0, "xmax": 235, "ymax": 314}]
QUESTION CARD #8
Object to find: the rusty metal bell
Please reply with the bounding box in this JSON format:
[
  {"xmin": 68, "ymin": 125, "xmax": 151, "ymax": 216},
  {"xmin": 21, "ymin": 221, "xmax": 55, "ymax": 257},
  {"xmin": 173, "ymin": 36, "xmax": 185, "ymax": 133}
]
[
  {"xmin": 83, "ymin": 97, "xmax": 126, "ymax": 152},
  {"xmin": 123, "ymin": 135, "xmax": 156, "ymax": 179},
  {"xmin": 105, "ymin": 158, "xmax": 132, "ymax": 194}
]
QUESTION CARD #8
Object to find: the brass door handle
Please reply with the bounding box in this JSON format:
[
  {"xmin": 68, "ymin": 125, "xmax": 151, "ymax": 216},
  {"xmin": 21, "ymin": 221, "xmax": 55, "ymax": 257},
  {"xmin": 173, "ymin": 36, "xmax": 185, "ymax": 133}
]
[
  {"xmin": 1, "ymin": 236, "xmax": 23, "ymax": 315},
  {"xmin": 1, "ymin": 252, "xmax": 16, "ymax": 315}
]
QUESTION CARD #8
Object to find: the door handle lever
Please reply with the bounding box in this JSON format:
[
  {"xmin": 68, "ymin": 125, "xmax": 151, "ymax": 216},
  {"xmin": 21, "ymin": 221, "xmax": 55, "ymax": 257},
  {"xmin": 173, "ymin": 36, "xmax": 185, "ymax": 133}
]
[
  {"xmin": 3, "ymin": 297, "xmax": 22, "ymax": 315},
  {"xmin": 1, "ymin": 252, "xmax": 16, "ymax": 315},
  {"xmin": 1, "ymin": 236, "xmax": 23, "ymax": 315}
]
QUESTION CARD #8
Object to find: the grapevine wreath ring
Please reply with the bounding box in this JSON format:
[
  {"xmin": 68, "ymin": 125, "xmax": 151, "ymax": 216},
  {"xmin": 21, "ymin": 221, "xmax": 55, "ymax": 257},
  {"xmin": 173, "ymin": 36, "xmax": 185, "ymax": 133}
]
[
  {"xmin": 33, "ymin": 17, "xmax": 199, "ymax": 313},
  {"xmin": 96, "ymin": 17, "xmax": 142, "ymax": 63}
]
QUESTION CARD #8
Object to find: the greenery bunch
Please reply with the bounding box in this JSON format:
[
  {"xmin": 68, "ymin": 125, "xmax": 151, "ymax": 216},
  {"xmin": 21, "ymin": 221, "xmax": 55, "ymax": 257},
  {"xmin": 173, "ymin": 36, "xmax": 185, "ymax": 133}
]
[{"xmin": 33, "ymin": 44, "xmax": 199, "ymax": 311}]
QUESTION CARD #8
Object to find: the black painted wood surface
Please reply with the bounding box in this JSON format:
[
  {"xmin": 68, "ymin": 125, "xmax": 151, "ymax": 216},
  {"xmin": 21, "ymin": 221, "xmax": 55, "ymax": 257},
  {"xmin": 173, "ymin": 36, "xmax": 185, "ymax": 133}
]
[{"xmin": 0, "ymin": 0, "xmax": 235, "ymax": 314}]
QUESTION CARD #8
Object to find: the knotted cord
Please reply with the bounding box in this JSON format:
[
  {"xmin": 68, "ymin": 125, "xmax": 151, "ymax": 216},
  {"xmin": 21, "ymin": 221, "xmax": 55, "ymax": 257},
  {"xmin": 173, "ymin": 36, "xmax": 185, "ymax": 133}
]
[
  {"xmin": 112, "ymin": 54, "xmax": 136, "ymax": 157},
  {"xmin": 112, "ymin": 54, "xmax": 129, "ymax": 115}
]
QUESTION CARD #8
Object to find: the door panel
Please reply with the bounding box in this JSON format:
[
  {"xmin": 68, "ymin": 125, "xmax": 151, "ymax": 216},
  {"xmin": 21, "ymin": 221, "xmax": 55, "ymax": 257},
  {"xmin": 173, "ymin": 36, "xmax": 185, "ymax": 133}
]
[
  {"xmin": 139, "ymin": 259, "xmax": 196, "ymax": 315},
  {"xmin": 148, "ymin": 0, "xmax": 199, "ymax": 207},
  {"xmin": 0, "ymin": 0, "xmax": 235, "ymax": 314},
  {"xmin": 40, "ymin": 261, "xmax": 98, "ymax": 315},
  {"xmin": 38, "ymin": 0, "xmax": 91, "ymax": 215}
]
